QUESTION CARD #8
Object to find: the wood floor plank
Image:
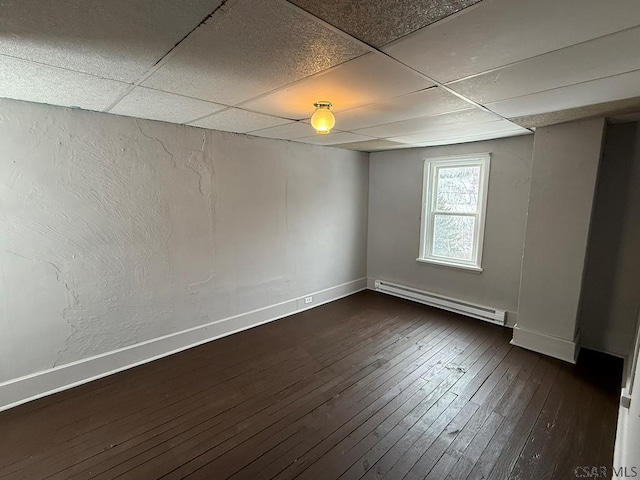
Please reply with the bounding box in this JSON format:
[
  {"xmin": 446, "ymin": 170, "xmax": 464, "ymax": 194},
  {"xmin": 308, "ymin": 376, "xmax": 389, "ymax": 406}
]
[
  {"xmin": 444, "ymin": 411, "xmax": 504, "ymax": 480},
  {"xmin": 346, "ymin": 330, "xmax": 496, "ymax": 480},
  {"xmin": 269, "ymin": 328, "xmax": 497, "ymax": 480},
  {"xmin": 402, "ymin": 400, "xmax": 479, "ymax": 480},
  {"xmin": 336, "ymin": 335, "xmax": 491, "ymax": 480},
  {"xmin": 464, "ymin": 359, "xmax": 545, "ymax": 480},
  {"xmin": 485, "ymin": 359, "xmax": 559, "ymax": 480},
  {"xmin": 1, "ymin": 300, "xmax": 385, "ymax": 464},
  {"xmin": 157, "ymin": 319, "xmax": 468, "ymax": 479},
  {"xmin": 377, "ymin": 347, "xmax": 524, "ymax": 480},
  {"xmin": 13, "ymin": 308, "xmax": 420, "ymax": 480},
  {"xmin": 1, "ymin": 318, "xmax": 400, "ymax": 476},
  {"xmin": 0, "ymin": 291, "xmax": 623, "ymax": 480},
  {"xmin": 440, "ymin": 348, "xmax": 527, "ymax": 464},
  {"xmin": 400, "ymin": 354, "xmax": 541, "ymax": 480},
  {"xmin": 64, "ymin": 312, "xmax": 454, "ymax": 479},
  {"xmin": 289, "ymin": 330, "xmax": 481, "ymax": 480},
  {"xmin": 507, "ymin": 366, "xmax": 570, "ymax": 480},
  {"xmin": 48, "ymin": 324, "xmax": 424, "ymax": 479}
]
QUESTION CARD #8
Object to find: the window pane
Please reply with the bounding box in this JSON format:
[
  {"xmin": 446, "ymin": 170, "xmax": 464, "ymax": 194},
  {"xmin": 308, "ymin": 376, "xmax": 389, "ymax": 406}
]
[
  {"xmin": 435, "ymin": 165, "xmax": 481, "ymax": 213},
  {"xmin": 432, "ymin": 214, "xmax": 475, "ymax": 261}
]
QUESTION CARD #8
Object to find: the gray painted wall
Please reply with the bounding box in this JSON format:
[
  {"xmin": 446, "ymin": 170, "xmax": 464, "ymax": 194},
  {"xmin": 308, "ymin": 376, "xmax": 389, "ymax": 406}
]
[
  {"xmin": 517, "ymin": 118, "xmax": 605, "ymax": 343},
  {"xmin": 579, "ymin": 121, "xmax": 640, "ymax": 357},
  {"xmin": 0, "ymin": 98, "xmax": 369, "ymax": 384},
  {"xmin": 367, "ymin": 135, "xmax": 534, "ymax": 324}
]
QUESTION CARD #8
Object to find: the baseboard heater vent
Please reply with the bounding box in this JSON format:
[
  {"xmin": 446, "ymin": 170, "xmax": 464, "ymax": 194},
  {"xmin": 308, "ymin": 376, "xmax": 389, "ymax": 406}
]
[{"xmin": 374, "ymin": 279, "xmax": 506, "ymax": 326}]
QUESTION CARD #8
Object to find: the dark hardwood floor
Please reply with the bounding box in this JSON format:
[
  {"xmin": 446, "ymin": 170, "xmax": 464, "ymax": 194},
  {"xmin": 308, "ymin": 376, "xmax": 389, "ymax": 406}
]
[{"xmin": 0, "ymin": 291, "xmax": 622, "ymax": 480}]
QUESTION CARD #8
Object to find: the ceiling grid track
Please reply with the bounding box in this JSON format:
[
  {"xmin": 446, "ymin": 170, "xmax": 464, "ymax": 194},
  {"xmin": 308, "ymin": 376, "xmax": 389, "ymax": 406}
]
[
  {"xmin": 103, "ymin": 0, "xmax": 239, "ymax": 114},
  {"xmin": 3, "ymin": 0, "xmax": 638, "ymax": 148},
  {"xmin": 276, "ymin": 0, "xmax": 535, "ymax": 133}
]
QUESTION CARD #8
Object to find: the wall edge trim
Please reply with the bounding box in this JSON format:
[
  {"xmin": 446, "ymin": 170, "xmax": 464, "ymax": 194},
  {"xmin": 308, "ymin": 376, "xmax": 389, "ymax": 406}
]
[
  {"xmin": 510, "ymin": 324, "xmax": 580, "ymax": 364},
  {"xmin": 0, "ymin": 277, "xmax": 367, "ymax": 412}
]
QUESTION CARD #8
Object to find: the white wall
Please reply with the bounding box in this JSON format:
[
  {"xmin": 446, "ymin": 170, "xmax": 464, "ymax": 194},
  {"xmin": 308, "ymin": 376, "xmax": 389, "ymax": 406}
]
[
  {"xmin": 579, "ymin": 121, "xmax": 640, "ymax": 357},
  {"xmin": 514, "ymin": 119, "xmax": 605, "ymax": 362},
  {"xmin": 0, "ymin": 98, "xmax": 369, "ymax": 406},
  {"xmin": 614, "ymin": 310, "xmax": 640, "ymax": 477},
  {"xmin": 367, "ymin": 135, "xmax": 534, "ymax": 325}
]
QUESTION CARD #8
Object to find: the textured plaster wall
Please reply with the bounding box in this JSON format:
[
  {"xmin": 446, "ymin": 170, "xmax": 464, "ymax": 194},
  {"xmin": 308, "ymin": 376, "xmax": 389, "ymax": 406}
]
[
  {"xmin": 0, "ymin": 98, "xmax": 369, "ymax": 384},
  {"xmin": 366, "ymin": 135, "xmax": 534, "ymax": 324}
]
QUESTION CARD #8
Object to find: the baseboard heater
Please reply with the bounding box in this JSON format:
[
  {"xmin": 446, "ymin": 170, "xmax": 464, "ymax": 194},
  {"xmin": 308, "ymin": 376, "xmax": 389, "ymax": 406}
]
[{"xmin": 374, "ymin": 279, "xmax": 506, "ymax": 326}]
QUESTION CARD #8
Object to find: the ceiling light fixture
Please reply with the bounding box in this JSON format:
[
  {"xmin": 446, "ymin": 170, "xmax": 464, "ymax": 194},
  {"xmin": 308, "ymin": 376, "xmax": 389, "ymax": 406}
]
[{"xmin": 310, "ymin": 101, "xmax": 335, "ymax": 135}]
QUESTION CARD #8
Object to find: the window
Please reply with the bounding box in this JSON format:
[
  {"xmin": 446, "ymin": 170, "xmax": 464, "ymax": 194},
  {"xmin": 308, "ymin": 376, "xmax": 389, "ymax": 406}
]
[{"xmin": 418, "ymin": 153, "xmax": 490, "ymax": 272}]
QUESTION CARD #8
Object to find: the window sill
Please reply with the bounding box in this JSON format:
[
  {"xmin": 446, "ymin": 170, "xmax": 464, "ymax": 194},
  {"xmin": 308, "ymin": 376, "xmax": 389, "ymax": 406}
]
[{"xmin": 416, "ymin": 257, "xmax": 483, "ymax": 273}]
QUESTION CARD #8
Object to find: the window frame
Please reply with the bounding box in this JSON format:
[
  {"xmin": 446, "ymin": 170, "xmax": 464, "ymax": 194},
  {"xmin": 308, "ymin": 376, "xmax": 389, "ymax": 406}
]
[{"xmin": 417, "ymin": 153, "xmax": 491, "ymax": 272}]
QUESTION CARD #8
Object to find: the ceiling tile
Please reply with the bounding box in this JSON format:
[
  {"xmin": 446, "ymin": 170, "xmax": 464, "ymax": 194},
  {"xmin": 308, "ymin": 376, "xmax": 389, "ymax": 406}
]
[
  {"xmin": 142, "ymin": 0, "xmax": 367, "ymax": 106},
  {"xmin": 248, "ymin": 121, "xmax": 314, "ymax": 140},
  {"xmin": 486, "ymin": 69, "xmax": 640, "ymax": 118},
  {"xmin": 336, "ymin": 87, "xmax": 471, "ymax": 131},
  {"xmin": 449, "ymin": 27, "xmax": 640, "ymax": 104},
  {"xmin": 297, "ymin": 132, "xmax": 376, "ymax": 146},
  {"xmin": 389, "ymin": 119, "xmax": 529, "ymax": 145},
  {"xmin": 0, "ymin": 0, "xmax": 220, "ymax": 82},
  {"xmin": 407, "ymin": 128, "xmax": 530, "ymax": 147},
  {"xmin": 509, "ymin": 97, "xmax": 640, "ymax": 129},
  {"xmin": 109, "ymin": 87, "xmax": 226, "ymax": 124},
  {"xmin": 355, "ymin": 108, "xmax": 498, "ymax": 138},
  {"xmin": 242, "ymin": 53, "xmax": 432, "ymax": 120},
  {"xmin": 287, "ymin": 0, "xmax": 481, "ymax": 47},
  {"xmin": 384, "ymin": 0, "xmax": 640, "ymax": 83},
  {"xmin": 336, "ymin": 139, "xmax": 412, "ymax": 152},
  {"xmin": 189, "ymin": 108, "xmax": 290, "ymax": 133},
  {"xmin": 0, "ymin": 55, "xmax": 130, "ymax": 111}
]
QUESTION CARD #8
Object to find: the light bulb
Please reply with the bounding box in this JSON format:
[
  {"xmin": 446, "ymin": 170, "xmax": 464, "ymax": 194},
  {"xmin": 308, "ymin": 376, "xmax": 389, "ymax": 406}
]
[{"xmin": 310, "ymin": 102, "xmax": 335, "ymax": 135}]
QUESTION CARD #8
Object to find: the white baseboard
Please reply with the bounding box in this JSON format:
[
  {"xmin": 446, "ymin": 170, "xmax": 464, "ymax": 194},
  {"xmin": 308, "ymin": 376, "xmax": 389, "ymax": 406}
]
[
  {"xmin": 0, "ymin": 278, "xmax": 367, "ymax": 412},
  {"xmin": 511, "ymin": 324, "xmax": 580, "ymax": 363}
]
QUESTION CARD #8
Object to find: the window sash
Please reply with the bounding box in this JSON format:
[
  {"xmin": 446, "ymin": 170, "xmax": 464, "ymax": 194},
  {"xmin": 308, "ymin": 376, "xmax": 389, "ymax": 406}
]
[
  {"xmin": 419, "ymin": 154, "xmax": 490, "ymax": 270},
  {"xmin": 426, "ymin": 211, "xmax": 480, "ymax": 264},
  {"xmin": 431, "ymin": 162, "xmax": 483, "ymax": 215}
]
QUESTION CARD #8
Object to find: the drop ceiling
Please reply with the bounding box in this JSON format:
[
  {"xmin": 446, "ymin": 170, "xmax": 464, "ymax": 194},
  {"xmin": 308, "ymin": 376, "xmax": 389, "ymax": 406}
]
[{"xmin": 1, "ymin": 0, "xmax": 639, "ymax": 152}]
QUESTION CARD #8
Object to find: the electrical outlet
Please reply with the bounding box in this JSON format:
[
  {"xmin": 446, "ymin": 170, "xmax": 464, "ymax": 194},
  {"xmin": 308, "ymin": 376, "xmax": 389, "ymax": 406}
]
[{"xmin": 304, "ymin": 296, "xmax": 313, "ymax": 304}]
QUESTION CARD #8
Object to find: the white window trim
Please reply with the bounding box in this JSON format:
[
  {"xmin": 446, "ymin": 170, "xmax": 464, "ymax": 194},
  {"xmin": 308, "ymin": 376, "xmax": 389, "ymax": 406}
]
[{"xmin": 417, "ymin": 153, "xmax": 491, "ymax": 272}]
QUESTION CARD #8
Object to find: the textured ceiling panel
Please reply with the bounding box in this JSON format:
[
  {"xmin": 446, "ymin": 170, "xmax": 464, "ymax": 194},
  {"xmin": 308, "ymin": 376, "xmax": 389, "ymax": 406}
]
[
  {"xmin": 410, "ymin": 129, "xmax": 530, "ymax": 147},
  {"xmin": 110, "ymin": 87, "xmax": 226, "ymax": 124},
  {"xmin": 390, "ymin": 120, "xmax": 530, "ymax": 146},
  {"xmin": 287, "ymin": 0, "xmax": 481, "ymax": 47},
  {"xmin": 509, "ymin": 97, "xmax": 640, "ymax": 128},
  {"xmin": 242, "ymin": 53, "xmax": 432, "ymax": 120},
  {"xmin": 355, "ymin": 108, "xmax": 498, "ymax": 138},
  {"xmin": 0, "ymin": 55, "xmax": 130, "ymax": 111},
  {"xmin": 384, "ymin": 0, "xmax": 640, "ymax": 83},
  {"xmin": 248, "ymin": 121, "xmax": 314, "ymax": 140},
  {"xmin": 336, "ymin": 139, "xmax": 412, "ymax": 152},
  {"xmin": 190, "ymin": 108, "xmax": 290, "ymax": 133},
  {"xmin": 296, "ymin": 132, "xmax": 376, "ymax": 146},
  {"xmin": 336, "ymin": 87, "xmax": 471, "ymax": 131},
  {"xmin": 143, "ymin": 0, "xmax": 367, "ymax": 106},
  {"xmin": 0, "ymin": 0, "xmax": 220, "ymax": 82},
  {"xmin": 449, "ymin": 27, "xmax": 640, "ymax": 105},
  {"xmin": 2, "ymin": 0, "xmax": 636, "ymax": 149},
  {"xmin": 486, "ymin": 69, "xmax": 640, "ymax": 119}
]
